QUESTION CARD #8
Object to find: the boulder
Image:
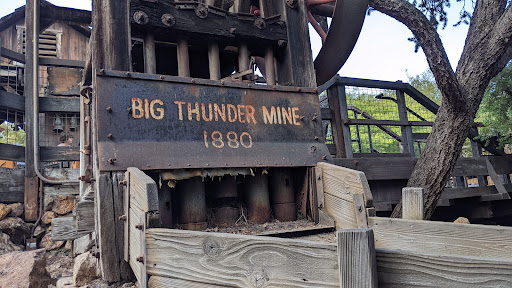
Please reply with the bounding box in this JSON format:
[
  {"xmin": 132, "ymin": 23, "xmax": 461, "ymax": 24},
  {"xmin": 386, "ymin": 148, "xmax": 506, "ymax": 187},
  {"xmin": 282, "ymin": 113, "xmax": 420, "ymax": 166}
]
[
  {"xmin": 44, "ymin": 193, "xmax": 55, "ymax": 211},
  {"xmin": 0, "ymin": 249, "xmax": 54, "ymax": 288},
  {"xmin": 73, "ymin": 251, "xmax": 97, "ymax": 286},
  {"xmin": 0, "ymin": 204, "xmax": 11, "ymax": 221},
  {"xmin": 8, "ymin": 203, "xmax": 24, "ymax": 218},
  {"xmin": 33, "ymin": 225, "xmax": 47, "ymax": 238},
  {"xmin": 0, "ymin": 232, "xmax": 23, "ymax": 255},
  {"xmin": 42, "ymin": 211, "xmax": 56, "ymax": 225},
  {"xmin": 454, "ymin": 217, "xmax": 470, "ymax": 224},
  {"xmin": 0, "ymin": 217, "xmax": 31, "ymax": 245},
  {"xmin": 53, "ymin": 196, "xmax": 75, "ymax": 215},
  {"xmin": 40, "ymin": 232, "xmax": 65, "ymax": 250},
  {"xmin": 56, "ymin": 276, "xmax": 75, "ymax": 288}
]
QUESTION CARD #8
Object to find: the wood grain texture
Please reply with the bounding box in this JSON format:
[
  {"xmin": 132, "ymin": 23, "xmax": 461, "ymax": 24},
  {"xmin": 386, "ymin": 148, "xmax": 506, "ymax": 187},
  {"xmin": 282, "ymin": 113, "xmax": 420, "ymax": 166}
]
[
  {"xmin": 352, "ymin": 194, "xmax": 368, "ymax": 228},
  {"xmin": 377, "ymin": 248, "xmax": 512, "ymax": 287},
  {"xmin": 338, "ymin": 229, "xmax": 378, "ymax": 288},
  {"xmin": 402, "ymin": 187, "xmax": 424, "ymax": 220},
  {"xmin": 369, "ymin": 217, "xmax": 512, "ymax": 262},
  {"xmin": 43, "ymin": 168, "xmax": 80, "ymax": 181},
  {"xmin": 52, "ymin": 217, "xmax": 88, "ymax": 241},
  {"xmin": 315, "ymin": 167, "xmax": 325, "ymax": 209},
  {"xmin": 149, "ymin": 276, "xmax": 226, "ymax": 288},
  {"xmin": 146, "ymin": 229, "xmax": 339, "ymax": 287},
  {"xmin": 324, "ymin": 193, "xmax": 357, "ymax": 229},
  {"xmin": 75, "ymin": 187, "xmax": 94, "ymax": 235},
  {"xmin": 0, "ymin": 167, "xmax": 24, "ymax": 203}
]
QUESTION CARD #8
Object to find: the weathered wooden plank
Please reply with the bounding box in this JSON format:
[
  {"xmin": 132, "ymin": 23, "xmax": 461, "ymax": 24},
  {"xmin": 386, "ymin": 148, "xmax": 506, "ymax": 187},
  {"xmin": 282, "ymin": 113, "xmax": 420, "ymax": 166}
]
[
  {"xmin": 402, "ymin": 187, "xmax": 424, "ymax": 220},
  {"xmin": 146, "ymin": 229, "xmax": 339, "ymax": 287},
  {"xmin": 40, "ymin": 146, "xmax": 80, "ymax": 161},
  {"xmin": 324, "ymin": 193, "xmax": 357, "ymax": 229},
  {"xmin": 47, "ymin": 67, "xmax": 82, "ymax": 96},
  {"xmin": 0, "ymin": 90, "xmax": 24, "ymax": 111},
  {"xmin": 39, "ymin": 97, "xmax": 80, "ymax": 113},
  {"xmin": 43, "ymin": 168, "xmax": 80, "ymax": 181},
  {"xmin": 124, "ymin": 171, "xmax": 130, "ymax": 262},
  {"xmin": 369, "ymin": 217, "xmax": 512, "ymax": 262},
  {"xmin": 338, "ymin": 229, "xmax": 378, "ymax": 288},
  {"xmin": 52, "ymin": 216, "xmax": 88, "ymax": 241},
  {"xmin": 113, "ymin": 172, "xmax": 132, "ymax": 280},
  {"xmin": 149, "ymin": 276, "xmax": 226, "ymax": 288},
  {"xmin": 39, "ymin": 57, "xmax": 85, "ymax": 68},
  {"xmin": 76, "ymin": 187, "xmax": 94, "ymax": 234},
  {"xmin": 0, "ymin": 167, "xmax": 24, "ymax": 203},
  {"xmin": 0, "ymin": 143, "xmax": 24, "ymax": 162},
  {"xmin": 486, "ymin": 157, "xmax": 511, "ymax": 199},
  {"xmin": 344, "ymin": 118, "xmax": 433, "ymax": 127},
  {"xmin": 317, "ymin": 162, "xmax": 373, "ymax": 207},
  {"xmin": 377, "ymin": 249, "xmax": 512, "ymax": 287},
  {"xmin": 315, "ymin": 167, "xmax": 325, "ymax": 209},
  {"xmin": 352, "ymin": 193, "xmax": 368, "ymax": 228}
]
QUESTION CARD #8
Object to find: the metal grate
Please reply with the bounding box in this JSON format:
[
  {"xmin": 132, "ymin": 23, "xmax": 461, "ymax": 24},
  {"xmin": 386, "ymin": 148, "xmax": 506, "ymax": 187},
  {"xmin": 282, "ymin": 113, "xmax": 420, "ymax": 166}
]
[{"xmin": 0, "ymin": 56, "xmax": 25, "ymax": 95}]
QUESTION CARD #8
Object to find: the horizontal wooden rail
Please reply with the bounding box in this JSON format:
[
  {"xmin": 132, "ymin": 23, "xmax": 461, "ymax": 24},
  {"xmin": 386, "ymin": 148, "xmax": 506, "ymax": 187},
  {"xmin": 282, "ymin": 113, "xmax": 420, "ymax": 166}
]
[
  {"xmin": 343, "ymin": 119, "xmax": 434, "ymax": 127},
  {"xmin": 1, "ymin": 46, "xmax": 85, "ymax": 68},
  {"xmin": 0, "ymin": 91, "xmax": 80, "ymax": 113},
  {"xmin": 0, "ymin": 143, "xmax": 79, "ymax": 162}
]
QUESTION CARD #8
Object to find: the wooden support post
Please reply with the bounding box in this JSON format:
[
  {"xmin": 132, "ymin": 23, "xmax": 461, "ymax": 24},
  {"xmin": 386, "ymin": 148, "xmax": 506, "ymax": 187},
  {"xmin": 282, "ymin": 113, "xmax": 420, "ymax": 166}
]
[
  {"xmin": 337, "ymin": 229, "xmax": 378, "ymax": 288},
  {"xmin": 486, "ymin": 158, "xmax": 511, "ymax": 200},
  {"xmin": 92, "ymin": 0, "xmax": 133, "ymax": 282},
  {"xmin": 396, "ymin": 89, "xmax": 415, "ymax": 157},
  {"xmin": 177, "ymin": 38, "xmax": 190, "ymax": 77},
  {"xmin": 24, "ymin": 0, "xmax": 39, "ymax": 221},
  {"xmin": 328, "ymin": 84, "xmax": 353, "ymax": 158},
  {"xmin": 402, "ymin": 187, "xmax": 424, "ymax": 220},
  {"xmin": 144, "ymin": 32, "xmax": 156, "ymax": 74},
  {"xmin": 264, "ymin": 47, "xmax": 276, "ymax": 85}
]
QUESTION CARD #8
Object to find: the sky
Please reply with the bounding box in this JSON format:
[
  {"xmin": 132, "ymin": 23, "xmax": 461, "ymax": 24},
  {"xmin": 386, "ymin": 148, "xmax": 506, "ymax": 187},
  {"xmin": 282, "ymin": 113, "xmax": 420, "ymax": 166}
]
[{"xmin": 0, "ymin": 0, "xmax": 470, "ymax": 82}]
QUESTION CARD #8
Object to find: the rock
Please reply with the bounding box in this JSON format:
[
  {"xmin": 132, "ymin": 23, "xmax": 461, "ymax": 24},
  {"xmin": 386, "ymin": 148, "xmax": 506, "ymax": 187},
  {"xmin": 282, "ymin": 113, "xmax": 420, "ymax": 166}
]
[
  {"xmin": 65, "ymin": 240, "xmax": 73, "ymax": 250},
  {"xmin": 0, "ymin": 217, "xmax": 31, "ymax": 245},
  {"xmin": 0, "ymin": 249, "xmax": 55, "ymax": 288},
  {"xmin": 73, "ymin": 251, "xmax": 97, "ymax": 286},
  {"xmin": 0, "ymin": 232, "xmax": 23, "ymax": 255},
  {"xmin": 56, "ymin": 276, "xmax": 75, "ymax": 288},
  {"xmin": 44, "ymin": 194, "xmax": 55, "ymax": 211},
  {"xmin": 8, "ymin": 203, "xmax": 24, "ymax": 218},
  {"xmin": 454, "ymin": 217, "xmax": 470, "ymax": 224},
  {"xmin": 0, "ymin": 204, "xmax": 11, "ymax": 221},
  {"xmin": 40, "ymin": 232, "xmax": 65, "ymax": 250},
  {"xmin": 42, "ymin": 211, "xmax": 56, "ymax": 225},
  {"xmin": 33, "ymin": 225, "xmax": 47, "ymax": 238},
  {"xmin": 53, "ymin": 196, "xmax": 75, "ymax": 215}
]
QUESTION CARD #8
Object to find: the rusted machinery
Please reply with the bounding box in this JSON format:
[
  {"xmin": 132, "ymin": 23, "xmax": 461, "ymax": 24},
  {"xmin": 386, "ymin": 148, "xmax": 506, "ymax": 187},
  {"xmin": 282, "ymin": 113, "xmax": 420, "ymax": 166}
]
[{"xmin": 83, "ymin": 0, "xmax": 367, "ymax": 282}]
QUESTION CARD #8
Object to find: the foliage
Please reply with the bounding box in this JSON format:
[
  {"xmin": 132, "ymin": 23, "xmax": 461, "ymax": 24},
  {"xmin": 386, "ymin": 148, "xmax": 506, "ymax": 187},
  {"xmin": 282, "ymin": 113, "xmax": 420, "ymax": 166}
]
[
  {"xmin": 0, "ymin": 121, "xmax": 26, "ymax": 146},
  {"xmin": 476, "ymin": 62, "xmax": 512, "ymax": 148}
]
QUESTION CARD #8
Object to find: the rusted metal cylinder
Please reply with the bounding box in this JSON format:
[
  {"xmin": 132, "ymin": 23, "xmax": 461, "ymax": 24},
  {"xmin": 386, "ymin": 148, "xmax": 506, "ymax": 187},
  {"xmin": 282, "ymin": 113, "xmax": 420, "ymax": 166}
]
[
  {"xmin": 210, "ymin": 176, "xmax": 239, "ymax": 227},
  {"xmin": 269, "ymin": 168, "xmax": 296, "ymax": 222},
  {"xmin": 208, "ymin": 41, "xmax": 221, "ymax": 80},
  {"xmin": 177, "ymin": 38, "xmax": 190, "ymax": 77},
  {"xmin": 177, "ymin": 177, "xmax": 207, "ymax": 230},
  {"xmin": 243, "ymin": 173, "xmax": 271, "ymax": 224},
  {"xmin": 265, "ymin": 47, "xmax": 276, "ymax": 85},
  {"xmin": 238, "ymin": 43, "xmax": 250, "ymax": 72}
]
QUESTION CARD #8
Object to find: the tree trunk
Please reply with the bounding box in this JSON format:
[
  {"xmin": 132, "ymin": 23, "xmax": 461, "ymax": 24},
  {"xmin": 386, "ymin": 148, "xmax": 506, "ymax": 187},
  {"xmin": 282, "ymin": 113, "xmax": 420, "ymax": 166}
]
[{"xmin": 391, "ymin": 104, "xmax": 473, "ymax": 219}]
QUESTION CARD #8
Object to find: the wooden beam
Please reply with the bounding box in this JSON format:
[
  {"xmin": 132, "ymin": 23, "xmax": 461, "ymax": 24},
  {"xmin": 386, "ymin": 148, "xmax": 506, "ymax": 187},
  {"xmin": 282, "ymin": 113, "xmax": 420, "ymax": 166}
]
[
  {"xmin": 40, "ymin": 147, "xmax": 80, "ymax": 162},
  {"xmin": 146, "ymin": 229, "xmax": 339, "ymax": 287},
  {"xmin": 0, "ymin": 90, "xmax": 25, "ymax": 111},
  {"xmin": 0, "ymin": 167, "xmax": 24, "ymax": 203},
  {"xmin": 0, "ymin": 46, "xmax": 25, "ymax": 63},
  {"xmin": 338, "ymin": 229, "xmax": 378, "ymax": 288},
  {"xmin": 39, "ymin": 58, "xmax": 85, "ymax": 68},
  {"xmin": 402, "ymin": 187, "xmax": 424, "ymax": 220},
  {"xmin": 52, "ymin": 217, "xmax": 89, "ymax": 241},
  {"xmin": 368, "ymin": 217, "xmax": 512, "ymax": 262},
  {"xmin": 344, "ymin": 119, "xmax": 434, "ymax": 127},
  {"xmin": 376, "ymin": 248, "xmax": 512, "ymax": 287},
  {"xmin": 0, "ymin": 143, "xmax": 24, "ymax": 162}
]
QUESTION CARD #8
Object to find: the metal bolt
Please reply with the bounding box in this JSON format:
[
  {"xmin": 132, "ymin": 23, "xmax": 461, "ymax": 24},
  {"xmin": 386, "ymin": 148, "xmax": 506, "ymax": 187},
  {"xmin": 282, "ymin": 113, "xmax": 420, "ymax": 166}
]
[
  {"xmin": 118, "ymin": 215, "xmax": 127, "ymax": 221},
  {"xmin": 191, "ymin": 79, "xmax": 195, "ymax": 83},
  {"xmin": 254, "ymin": 18, "xmax": 266, "ymax": 30},
  {"xmin": 278, "ymin": 40, "xmax": 287, "ymax": 47},
  {"xmin": 229, "ymin": 28, "xmax": 237, "ymax": 34},
  {"xmin": 133, "ymin": 11, "xmax": 149, "ymax": 25},
  {"xmin": 136, "ymin": 256, "xmax": 144, "ymax": 263},
  {"xmin": 126, "ymin": 72, "xmax": 131, "ymax": 77},
  {"xmin": 312, "ymin": 114, "xmax": 318, "ymax": 121},
  {"xmin": 313, "ymin": 88, "xmax": 318, "ymax": 93},
  {"xmin": 107, "ymin": 133, "xmax": 113, "ymax": 140},
  {"xmin": 119, "ymin": 180, "xmax": 127, "ymax": 185},
  {"xmin": 108, "ymin": 158, "xmax": 116, "ymax": 164},
  {"xmin": 106, "ymin": 106, "xmax": 112, "ymax": 113},
  {"xmin": 322, "ymin": 154, "xmax": 328, "ymax": 160},
  {"xmin": 296, "ymin": 87, "xmax": 301, "ymax": 92},
  {"xmin": 160, "ymin": 75, "xmax": 164, "ymax": 80},
  {"xmin": 220, "ymin": 80, "xmax": 225, "ymax": 85},
  {"xmin": 314, "ymin": 136, "xmax": 319, "ymax": 141},
  {"xmin": 135, "ymin": 223, "xmax": 144, "ymax": 230},
  {"xmin": 195, "ymin": 4, "xmax": 208, "ymax": 19},
  {"xmin": 99, "ymin": 69, "xmax": 105, "ymax": 75},
  {"xmin": 300, "ymin": 116, "xmax": 305, "ymax": 121},
  {"xmin": 161, "ymin": 13, "xmax": 176, "ymax": 27}
]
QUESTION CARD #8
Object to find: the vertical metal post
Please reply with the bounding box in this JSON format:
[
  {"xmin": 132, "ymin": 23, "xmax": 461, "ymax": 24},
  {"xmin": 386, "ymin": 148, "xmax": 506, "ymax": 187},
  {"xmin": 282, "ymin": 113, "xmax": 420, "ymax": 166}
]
[
  {"xmin": 24, "ymin": 0, "xmax": 39, "ymax": 221},
  {"xmin": 208, "ymin": 41, "xmax": 221, "ymax": 80},
  {"xmin": 144, "ymin": 32, "xmax": 156, "ymax": 74},
  {"xmin": 396, "ymin": 89, "xmax": 415, "ymax": 157},
  {"xmin": 244, "ymin": 173, "xmax": 271, "ymax": 224},
  {"xmin": 269, "ymin": 168, "xmax": 296, "ymax": 222},
  {"xmin": 264, "ymin": 47, "xmax": 276, "ymax": 85},
  {"xmin": 177, "ymin": 38, "xmax": 190, "ymax": 77},
  {"xmin": 210, "ymin": 176, "xmax": 239, "ymax": 227},
  {"xmin": 177, "ymin": 177, "xmax": 207, "ymax": 230},
  {"xmin": 238, "ymin": 43, "xmax": 249, "ymax": 72}
]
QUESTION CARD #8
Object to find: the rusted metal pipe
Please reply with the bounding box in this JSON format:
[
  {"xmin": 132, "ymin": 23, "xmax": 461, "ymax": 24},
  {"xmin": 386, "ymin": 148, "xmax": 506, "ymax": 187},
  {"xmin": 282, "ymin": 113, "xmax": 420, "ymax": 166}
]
[
  {"xmin": 210, "ymin": 176, "xmax": 239, "ymax": 227},
  {"xmin": 208, "ymin": 41, "xmax": 221, "ymax": 80},
  {"xmin": 238, "ymin": 43, "xmax": 250, "ymax": 72},
  {"xmin": 177, "ymin": 38, "xmax": 190, "ymax": 77},
  {"xmin": 264, "ymin": 47, "xmax": 276, "ymax": 85},
  {"xmin": 269, "ymin": 168, "xmax": 296, "ymax": 222},
  {"xmin": 243, "ymin": 172, "xmax": 271, "ymax": 224},
  {"xmin": 177, "ymin": 177, "xmax": 207, "ymax": 230},
  {"xmin": 144, "ymin": 32, "xmax": 156, "ymax": 74}
]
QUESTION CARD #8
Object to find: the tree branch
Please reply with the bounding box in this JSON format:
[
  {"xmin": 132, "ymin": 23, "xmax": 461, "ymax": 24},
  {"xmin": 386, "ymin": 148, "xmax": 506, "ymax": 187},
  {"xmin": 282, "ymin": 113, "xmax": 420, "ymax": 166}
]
[{"xmin": 368, "ymin": 0, "xmax": 466, "ymax": 112}]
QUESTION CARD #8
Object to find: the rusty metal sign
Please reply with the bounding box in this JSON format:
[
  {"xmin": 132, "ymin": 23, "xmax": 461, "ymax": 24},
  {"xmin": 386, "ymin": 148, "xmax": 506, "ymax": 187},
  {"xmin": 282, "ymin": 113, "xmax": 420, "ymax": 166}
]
[{"xmin": 95, "ymin": 70, "xmax": 329, "ymax": 171}]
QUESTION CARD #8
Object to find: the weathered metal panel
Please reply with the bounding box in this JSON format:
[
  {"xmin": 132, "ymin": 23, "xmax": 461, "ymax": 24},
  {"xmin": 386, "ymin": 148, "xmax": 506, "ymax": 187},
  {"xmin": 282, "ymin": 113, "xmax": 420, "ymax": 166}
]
[{"xmin": 95, "ymin": 70, "xmax": 329, "ymax": 171}]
